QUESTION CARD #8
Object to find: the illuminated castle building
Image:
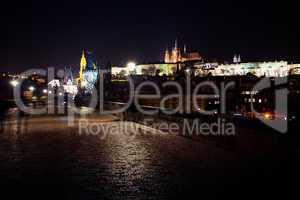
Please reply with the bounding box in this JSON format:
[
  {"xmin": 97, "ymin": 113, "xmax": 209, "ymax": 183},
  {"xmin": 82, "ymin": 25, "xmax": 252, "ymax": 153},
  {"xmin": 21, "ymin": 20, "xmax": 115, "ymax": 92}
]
[
  {"xmin": 164, "ymin": 40, "xmax": 202, "ymax": 63},
  {"xmin": 63, "ymin": 66, "xmax": 77, "ymax": 95},
  {"xmin": 79, "ymin": 50, "xmax": 99, "ymax": 92},
  {"xmin": 208, "ymin": 61, "xmax": 290, "ymax": 77},
  {"xmin": 106, "ymin": 40, "xmax": 299, "ymax": 78},
  {"xmin": 233, "ymin": 54, "xmax": 242, "ymax": 63}
]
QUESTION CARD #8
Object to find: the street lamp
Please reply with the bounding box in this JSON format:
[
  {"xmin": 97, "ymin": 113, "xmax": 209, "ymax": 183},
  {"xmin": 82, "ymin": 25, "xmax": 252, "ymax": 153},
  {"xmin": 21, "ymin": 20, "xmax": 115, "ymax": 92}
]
[
  {"xmin": 10, "ymin": 80, "xmax": 19, "ymax": 87},
  {"xmin": 29, "ymin": 86, "xmax": 35, "ymax": 91},
  {"xmin": 43, "ymin": 89, "xmax": 48, "ymax": 94}
]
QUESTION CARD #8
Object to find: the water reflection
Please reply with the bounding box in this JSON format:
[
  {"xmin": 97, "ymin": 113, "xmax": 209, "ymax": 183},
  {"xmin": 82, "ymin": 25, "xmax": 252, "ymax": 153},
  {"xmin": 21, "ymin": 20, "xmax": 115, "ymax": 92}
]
[
  {"xmin": 107, "ymin": 126, "xmax": 152, "ymax": 184},
  {"xmin": 1, "ymin": 108, "xmax": 28, "ymax": 135}
]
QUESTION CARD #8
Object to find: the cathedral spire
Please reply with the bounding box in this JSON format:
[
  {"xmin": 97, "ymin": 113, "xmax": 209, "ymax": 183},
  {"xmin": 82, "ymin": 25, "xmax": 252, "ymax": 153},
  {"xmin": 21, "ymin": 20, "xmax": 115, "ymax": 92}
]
[
  {"xmin": 237, "ymin": 54, "xmax": 241, "ymax": 63},
  {"xmin": 233, "ymin": 54, "xmax": 238, "ymax": 63},
  {"xmin": 79, "ymin": 50, "xmax": 87, "ymax": 81},
  {"xmin": 164, "ymin": 47, "xmax": 170, "ymax": 63}
]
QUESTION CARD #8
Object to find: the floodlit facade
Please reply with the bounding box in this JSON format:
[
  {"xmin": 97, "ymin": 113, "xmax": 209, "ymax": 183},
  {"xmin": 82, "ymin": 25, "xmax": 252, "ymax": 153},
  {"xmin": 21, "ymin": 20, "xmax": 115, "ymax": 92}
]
[
  {"xmin": 135, "ymin": 64, "xmax": 177, "ymax": 76},
  {"xmin": 63, "ymin": 79, "xmax": 78, "ymax": 95},
  {"xmin": 79, "ymin": 50, "xmax": 99, "ymax": 92},
  {"xmin": 48, "ymin": 79, "xmax": 60, "ymax": 87},
  {"xmin": 288, "ymin": 64, "xmax": 300, "ymax": 75},
  {"xmin": 111, "ymin": 64, "xmax": 177, "ymax": 76},
  {"xmin": 212, "ymin": 61, "xmax": 289, "ymax": 77},
  {"xmin": 164, "ymin": 40, "xmax": 202, "ymax": 63},
  {"xmin": 111, "ymin": 61, "xmax": 295, "ymax": 77},
  {"xmin": 112, "ymin": 67, "xmax": 129, "ymax": 76}
]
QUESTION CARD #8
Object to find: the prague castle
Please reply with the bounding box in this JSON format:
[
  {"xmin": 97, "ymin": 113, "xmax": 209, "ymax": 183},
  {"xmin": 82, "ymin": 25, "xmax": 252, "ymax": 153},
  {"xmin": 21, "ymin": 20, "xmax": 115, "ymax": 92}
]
[
  {"xmin": 164, "ymin": 40, "xmax": 202, "ymax": 63},
  {"xmin": 75, "ymin": 47, "xmax": 300, "ymax": 84}
]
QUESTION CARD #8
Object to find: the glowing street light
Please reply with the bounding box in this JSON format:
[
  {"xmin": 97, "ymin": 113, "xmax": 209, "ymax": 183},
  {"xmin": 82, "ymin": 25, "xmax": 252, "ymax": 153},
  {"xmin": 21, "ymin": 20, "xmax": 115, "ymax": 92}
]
[
  {"xmin": 43, "ymin": 89, "xmax": 48, "ymax": 94},
  {"xmin": 29, "ymin": 86, "xmax": 35, "ymax": 91},
  {"xmin": 264, "ymin": 112, "xmax": 271, "ymax": 120},
  {"xmin": 10, "ymin": 80, "xmax": 19, "ymax": 87},
  {"xmin": 127, "ymin": 62, "xmax": 136, "ymax": 72}
]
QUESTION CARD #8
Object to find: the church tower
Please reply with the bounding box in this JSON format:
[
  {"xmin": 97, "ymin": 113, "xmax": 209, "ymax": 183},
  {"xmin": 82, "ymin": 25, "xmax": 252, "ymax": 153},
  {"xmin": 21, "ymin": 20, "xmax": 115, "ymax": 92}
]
[
  {"xmin": 172, "ymin": 39, "xmax": 181, "ymax": 62},
  {"xmin": 183, "ymin": 44, "xmax": 187, "ymax": 54},
  {"xmin": 237, "ymin": 54, "xmax": 241, "ymax": 63},
  {"xmin": 164, "ymin": 48, "xmax": 170, "ymax": 63},
  {"xmin": 79, "ymin": 50, "xmax": 87, "ymax": 81},
  {"xmin": 164, "ymin": 39, "xmax": 186, "ymax": 63},
  {"xmin": 233, "ymin": 54, "xmax": 238, "ymax": 63}
]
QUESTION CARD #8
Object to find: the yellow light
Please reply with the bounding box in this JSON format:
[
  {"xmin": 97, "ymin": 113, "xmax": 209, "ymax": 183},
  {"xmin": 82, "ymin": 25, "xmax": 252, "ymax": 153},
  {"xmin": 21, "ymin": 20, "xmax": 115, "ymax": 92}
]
[
  {"xmin": 264, "ymin": 113, "xmax": 271, "ymax": 119},
  {"xmin": 81, "ymin": 81, "xmax": 87, "ymax": 87},
  {"xmin": 79, "ymin": 50, "xmax": 87, "ymax": 81}
]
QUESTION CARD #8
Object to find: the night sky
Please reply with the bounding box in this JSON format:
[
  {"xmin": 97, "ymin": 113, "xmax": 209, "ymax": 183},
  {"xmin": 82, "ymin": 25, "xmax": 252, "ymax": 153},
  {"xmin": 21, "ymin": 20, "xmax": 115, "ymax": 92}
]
[{"xmin": 1, "ymin": 0, "xmax": 299, "ymax": 71}]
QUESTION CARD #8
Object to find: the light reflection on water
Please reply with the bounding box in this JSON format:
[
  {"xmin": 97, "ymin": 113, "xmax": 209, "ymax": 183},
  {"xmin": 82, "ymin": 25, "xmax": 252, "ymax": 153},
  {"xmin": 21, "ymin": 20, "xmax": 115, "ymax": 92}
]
[
  {"xmin": 106, "ymin": 132, "xmax": 152, "ymax": 188},
  {"xmin": 0, "ymin": 106, "xmax": 245, "ymax": 199}
]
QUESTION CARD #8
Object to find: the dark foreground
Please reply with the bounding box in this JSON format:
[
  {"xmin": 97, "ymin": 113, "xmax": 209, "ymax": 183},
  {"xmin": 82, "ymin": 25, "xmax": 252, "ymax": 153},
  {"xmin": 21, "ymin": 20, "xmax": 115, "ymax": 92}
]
[{"xmin": 0, "ymin": 108, "xmax": 300, "ymax": 199}]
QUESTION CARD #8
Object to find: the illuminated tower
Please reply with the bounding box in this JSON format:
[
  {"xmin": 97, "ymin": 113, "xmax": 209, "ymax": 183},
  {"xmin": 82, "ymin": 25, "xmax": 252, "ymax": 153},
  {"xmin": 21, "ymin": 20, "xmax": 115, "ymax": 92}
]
[
  {"xmin": 237, "ymin": 54, "xmax": 241, "ymax": 63},
  {"xmin": 85, "ymin": 51, "xmax": 95, "ymax": 70},
  {"xmin": 172, "ymin": 46, "xmax": 177, "ymax": 62},
  {"xmin": 82, "ymin": 50, "xmax": 99, "ymax": 93},
  {"xmin": 79, "ymin": 50, "xmax": 87, "ymax": 81},
  {"xmin": 177, "ymin": 48, "xmax": 181, "ymax": 62},
  {"xmin": 233, "ymin": 54, "xmax": 238, "ymax": 63},
  {"xmin": 164, "ymin": 48, "xmax": 170, "ymax": 63},
  {"xmin": 171, "ymin": 39, "xmax": 181, "ymax": 62},
  {"xmin": 164, "ymin": 39, "xmax": 183, "ymax": 63}
]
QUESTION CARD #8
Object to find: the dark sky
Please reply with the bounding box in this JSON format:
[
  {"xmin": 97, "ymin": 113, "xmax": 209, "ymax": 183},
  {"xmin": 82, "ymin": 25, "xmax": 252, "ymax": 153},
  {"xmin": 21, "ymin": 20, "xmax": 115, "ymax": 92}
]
[{"xmin": 1, "ymin": 0, "xmax": 299, "ymax": 71}]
